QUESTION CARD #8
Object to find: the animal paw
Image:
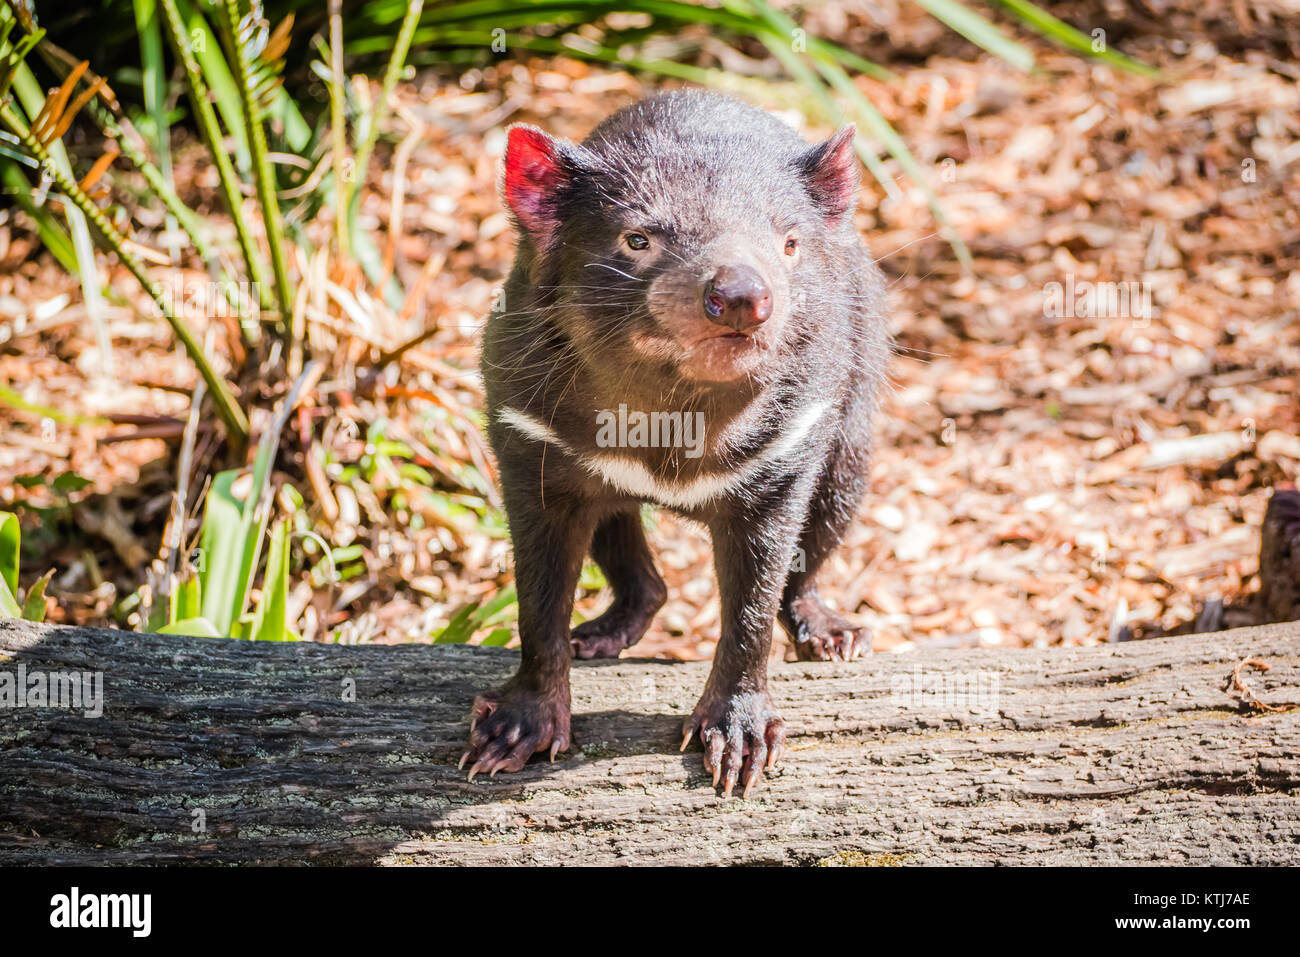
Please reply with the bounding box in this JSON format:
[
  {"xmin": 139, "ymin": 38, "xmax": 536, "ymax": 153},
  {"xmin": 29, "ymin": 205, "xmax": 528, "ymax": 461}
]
[
  {"xmin": 792, "ymin": 622, "xmax": 871, "ymax": 661},
  {"xmin": 681, "ymin": 686, "xmax": 786, "ymax": 799},
  {"xmin": 570, "ymin": 610, "xmax": 648, "ymax": 659},
  {"xmin": 785, "ymin": 595, "xmax": 872, "ymax": 661},
  {"xmin": 460, "ymin": 682, "xmax": 570, "ymax": 780}
]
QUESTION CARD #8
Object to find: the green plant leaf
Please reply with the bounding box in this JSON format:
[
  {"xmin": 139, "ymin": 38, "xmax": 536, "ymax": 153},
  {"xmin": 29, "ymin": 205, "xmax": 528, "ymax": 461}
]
[
  {"xmin": 49, "ymin": 471, "xmax": 91, "ymax": 495},
  {"xmin": 578, "ymin": 562, "xmax": 606, "ymax": 591},
  {"xmin": 0, "ymin": 57, "xmax": 251, "ymax": 442},
  {"xmin": 0, "ymin": 509, "xmax": 19, "ymax": 599},
  {"xmin": 197, "ymin": 469, "xmax": 259, "ymax": 635},
  {"xmin": 475, "ymin": 584, "xmax": 518, "ymax": 627},
  {"xmin": 0, "ymin": 384, "xmax": 109, "ymax": 425},
  {"xmin": 159, "ymin": 616, "xmax": 223, "ymax": 637},
  {"xmin": 173, "ymin": 571, "xmax": 202, "ymax": 623},
  {"xmin": 990, "ymin": 0, "xmax": 1157, "ymax": 76},
  {"xmin": 145, "ymin": 583, "xmax": 170, "ymax": 632},
  {"xmin": 195, "ymin": 365, "xmax": 315, "ymax": 635},
  {"xmin": 10, "ymin": 59, "xmax": 115, "ymax": 375},
  {"xmin": 432, "ymin": 584, "xmax": 518, "ymax": 643},
  {"xmin": 21, "ymin": 568, "xmax": 53, "ymax": 622},
  {"xmin": 133, "ymin": 0, "xmax": 176, "ymax": 233},
  {"xmin": 173, "ymin": 0, "xmax": 250, "ymax": 167},
  {"xmin": 913, "ymin": 0, "xmax": 1034, "ymax": 72},
  {"xmin": 0, "ymin": 159, "xmax": 77, "ymax": 272},
  {"xmin": 1, "ymin": 580, "xmax": 23, "ymax": 618},
  {"xmin": 481, "ymin": 627, "xmax": 513, "ymax": 647},
  {"xmin": 433, "ymin": 600, "xmax": 479, "ymax": 644},
  {"xmin": 250, "ymin": 519, "xmax": 291, "ymax": 641}
]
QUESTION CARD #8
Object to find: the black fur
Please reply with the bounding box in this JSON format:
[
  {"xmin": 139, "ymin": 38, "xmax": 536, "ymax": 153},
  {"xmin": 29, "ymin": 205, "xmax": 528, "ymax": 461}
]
[{"xmin": 463, "ymin": 90, "xmax": 890, "ymax": 795}]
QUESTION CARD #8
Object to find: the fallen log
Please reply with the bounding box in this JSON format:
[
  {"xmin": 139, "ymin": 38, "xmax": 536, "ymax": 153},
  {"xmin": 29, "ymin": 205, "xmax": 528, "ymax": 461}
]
[{"xmin": 1, "ymin": 618, "xmax": 1297, "ymax": 865}]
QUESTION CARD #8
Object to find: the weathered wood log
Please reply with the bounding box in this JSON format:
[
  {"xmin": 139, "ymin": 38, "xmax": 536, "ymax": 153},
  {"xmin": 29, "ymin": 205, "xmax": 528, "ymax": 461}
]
[{"xmin": 1, "ymin": 618, "xmax": 1297, "ymax": 865}]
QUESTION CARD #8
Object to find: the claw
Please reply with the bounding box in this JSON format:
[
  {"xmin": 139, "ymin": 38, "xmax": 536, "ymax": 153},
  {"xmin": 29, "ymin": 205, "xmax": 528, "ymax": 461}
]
[
  {"xmin": 680, "ymin": 728, "xmax": 694, "ymax": 752},
  {"xmin": 458, "ymin": 751, "xmax": 470, "ymax": 770},
  {"xmin": 550, "ymin": 741, "xmax": 561, "ymax": 762},
  {"xmin": 743, "ymin": 768, "xmax": 763, "ymax": 799}
]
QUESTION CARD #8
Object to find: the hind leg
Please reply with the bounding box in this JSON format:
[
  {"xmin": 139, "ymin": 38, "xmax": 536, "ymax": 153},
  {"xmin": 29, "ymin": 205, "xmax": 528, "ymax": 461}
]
[
  {"xmin": 570, "ymin": 509, "xmax": 667, "ymax": 659},
  {"xmin": 779, "ymin": 429, "xmax": 872, "ymax": 662}
]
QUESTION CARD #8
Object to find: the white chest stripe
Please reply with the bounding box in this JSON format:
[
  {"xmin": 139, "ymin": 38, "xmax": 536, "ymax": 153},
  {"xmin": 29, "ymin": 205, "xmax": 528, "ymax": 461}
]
[{"xmin": 496, "ymin": 401, "xmax": 830, "ymax": 509}]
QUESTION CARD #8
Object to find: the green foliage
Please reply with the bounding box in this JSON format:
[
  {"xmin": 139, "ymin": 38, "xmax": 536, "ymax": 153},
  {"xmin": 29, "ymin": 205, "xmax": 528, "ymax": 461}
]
[
  {"xmin": 185, "ymin": 370, "xmax": 317, "ymax": 639},
  {"xmin": 195, "ymin": 469, "xmax": 266, "ymax": 635},
  {"xmin": 0, "ymin": 510, "xmax": 19, "ymax": 603},
  {"xmin": 25, "ymin": 0, "xmax": 1155, "ymax": 275},
  {"xmin": 248, "ymin": 519, "xmax": 294, "ymax": 641},
  {"xmin": 0, "ymin": 0, "xmax": 1155, "ymax": 644},
  {"xmin": 990, "ymin": 0, "xmax": 1159, "ymax": 77},
  {"xmin": 433, "ymin": 584, "xmax": 517, "ymax": 644},
  {"xmin": 159, "ymin": 477, "xmax": 299, "ymax": 640},
  {"xmin": 0, "ymin": 511, "xmax": 52, "ymax": 621}
]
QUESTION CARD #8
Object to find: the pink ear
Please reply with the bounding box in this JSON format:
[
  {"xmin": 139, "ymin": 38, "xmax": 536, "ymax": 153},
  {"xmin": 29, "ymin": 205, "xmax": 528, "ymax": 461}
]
[
  {"xmin": 504, "ymin": 125, "xmax": 569, "ymax": 242},
  {"xmin": 799, "ymin": 124, "xmax": 859, "ymax": 222}
]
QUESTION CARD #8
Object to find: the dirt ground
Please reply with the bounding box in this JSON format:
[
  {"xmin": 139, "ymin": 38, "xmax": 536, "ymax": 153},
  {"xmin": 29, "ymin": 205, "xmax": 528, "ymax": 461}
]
[{"xmin": 0, "ymin": 1, "xmax": 1296, "ymax": 657}]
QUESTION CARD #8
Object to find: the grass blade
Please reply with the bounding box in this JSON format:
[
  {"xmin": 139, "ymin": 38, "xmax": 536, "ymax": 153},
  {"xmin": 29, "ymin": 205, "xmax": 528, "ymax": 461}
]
[
  {"xmin": 198, "ymin": 360, "xmax": 319, "ymax": 634},
  {"xmin": 912, "ymin": 0, "xmax": 1034, "ymax": 71},
  {"xmin": 12, "ymin": 63, "xmax": 115, "ymax": 373},
  {"xmin": 28, "ymin": 41, "xmax": 248, "ymax": 310},
  {"xmin": 327, "ymin": 0, "xmax": 349, "ymax": 260},
  {"xmin": 160, "ymin": 0, "xmax": 275, "ymax": 313},
  {"xmin": 0, "ymin": 97, "xmax": 251, "ymax": 442},
  {"xmin": 433, "ymin": 600, "xmax": 478, "ymax": 643},
  {"xmin": 990, "ymin": 0, "xmax": 1158, "ymax": 76},
  {"xmin": 347, "ymin": 0, "xmax": 423, "ymax": 246},
  {"xmin": 219, "ymin": 0, "xmax": 295, "ymax": 330},
  {"xmin": 0, "ymin": 158, "xmax": 77, "ymax": 271},
  {"xmin": 174, "ymin": 0, "xmax": 251, "ymax": 167},
  {"xmin": 749, "ymin": 0, "xmax": 972, "ymax": 269},
  {"xmin": 132, "ymin": 0, "xmax": 181, "ymax": 260}
]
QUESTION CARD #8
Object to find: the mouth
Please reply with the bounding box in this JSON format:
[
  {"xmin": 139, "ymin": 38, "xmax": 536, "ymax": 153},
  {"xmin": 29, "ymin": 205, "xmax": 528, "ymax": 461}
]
[
  {"xmin": 687, "ymin": 330, "xmax": 766, "ymax": 349},
  {"xmin": 675, "ymin": 329, "xmax": 772, "ymax": 382}
]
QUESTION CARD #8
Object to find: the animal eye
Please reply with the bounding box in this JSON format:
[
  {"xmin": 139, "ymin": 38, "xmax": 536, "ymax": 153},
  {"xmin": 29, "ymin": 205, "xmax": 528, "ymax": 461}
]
[
  {"xmin": 784, "ymin": 236, "xmax": 799, "ymax": 256},
  {"xmin": 624, "ymin": 232, "xmax": 650, "ymax": 251}
]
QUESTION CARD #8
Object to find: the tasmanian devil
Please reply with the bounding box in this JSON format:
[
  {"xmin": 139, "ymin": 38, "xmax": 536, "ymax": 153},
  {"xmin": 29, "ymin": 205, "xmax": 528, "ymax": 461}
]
[{"xmin": 463, "ymin": 89, "xmax": 890, "ymax": 797}]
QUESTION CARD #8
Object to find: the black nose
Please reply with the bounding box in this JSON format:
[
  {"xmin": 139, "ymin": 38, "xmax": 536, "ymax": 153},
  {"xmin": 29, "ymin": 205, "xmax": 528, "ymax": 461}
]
[{"xmin": 703, "ymin": 265, "xmax": 772, "ymax": 331}]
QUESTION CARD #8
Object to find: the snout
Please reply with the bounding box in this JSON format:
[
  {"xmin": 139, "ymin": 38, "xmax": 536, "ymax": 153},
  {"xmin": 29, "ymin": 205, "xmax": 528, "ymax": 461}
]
[{"xmin": 702, "ymin": 264, "xmax": 772, "ymax": 332}]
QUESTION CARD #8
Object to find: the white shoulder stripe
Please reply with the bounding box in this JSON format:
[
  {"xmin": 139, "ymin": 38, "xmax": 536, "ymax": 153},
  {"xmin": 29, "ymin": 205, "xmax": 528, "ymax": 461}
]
[
  {"xmin": 765, "ymin": 401, "xmax": 828, "ymax": 460},
  {"xmin": 497, "ymin": 406, "xmax": 565, "ymax": 447},
  {"xmin": 496, "ymin": 401, "xmax": 831, "ymax": 509}
]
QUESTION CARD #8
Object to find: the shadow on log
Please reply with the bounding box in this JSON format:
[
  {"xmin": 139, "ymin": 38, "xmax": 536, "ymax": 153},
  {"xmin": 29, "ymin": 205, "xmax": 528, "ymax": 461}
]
[{"xmin": 1, "ymin": 618, "xmax": 1298, "ymax": 865}]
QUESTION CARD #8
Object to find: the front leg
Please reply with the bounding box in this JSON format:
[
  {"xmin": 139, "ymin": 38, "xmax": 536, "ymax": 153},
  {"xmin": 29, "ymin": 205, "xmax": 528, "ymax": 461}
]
[
  {"xmin": 460, "ymin": 481, "xmax": 596, "ymax": 780},
  {"xmin": 683, "ymin": 477, "xmax": 813, "ymax": 798}
]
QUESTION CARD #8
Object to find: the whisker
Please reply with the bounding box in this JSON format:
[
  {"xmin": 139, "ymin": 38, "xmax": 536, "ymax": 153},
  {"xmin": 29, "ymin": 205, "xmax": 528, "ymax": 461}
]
[{"xmin": 582, "ymin": 262, "xmax": 645, "ymax": 282}]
